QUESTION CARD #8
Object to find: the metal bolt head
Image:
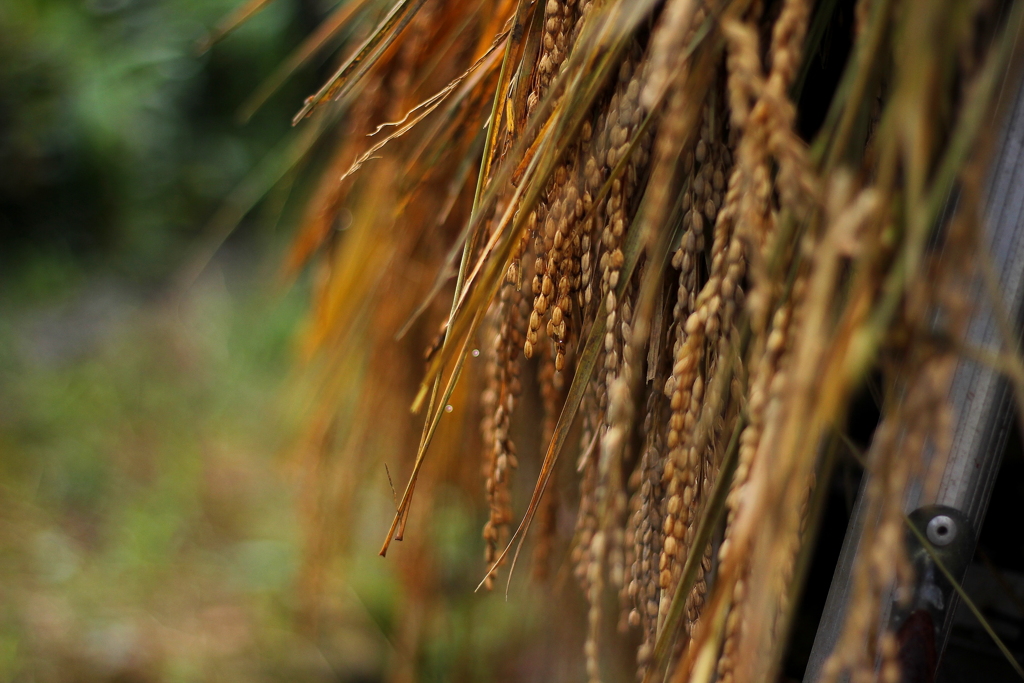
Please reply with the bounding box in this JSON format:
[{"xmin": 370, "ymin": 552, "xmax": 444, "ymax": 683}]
[{"xmin": 926, "ymin": 514, "xmax": 957, "ymax": 546}]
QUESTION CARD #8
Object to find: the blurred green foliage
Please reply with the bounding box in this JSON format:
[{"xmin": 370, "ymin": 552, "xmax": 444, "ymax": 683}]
[
  {"xmin": 0, "ymin": 263, "xmax": 564, "ymax": 681},
  {"xmin": 0, "ymin": 0, "xmax": 373, "ymax": 679},
  {"xmin": 0, "ymin": 0, "xmax": 319, "ymax": 280},
  {"xmin": 0, "ymin": 264, "xmax": 331, "ymax": 681}
]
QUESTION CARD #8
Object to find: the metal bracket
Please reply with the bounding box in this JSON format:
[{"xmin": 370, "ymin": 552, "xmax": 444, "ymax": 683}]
[{"xmin": 890, "ymin": 506, "xmax": 974, "ymax": 683}]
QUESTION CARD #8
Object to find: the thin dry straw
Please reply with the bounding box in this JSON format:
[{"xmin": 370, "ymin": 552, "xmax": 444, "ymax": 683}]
[{"xmin": 294, "ymin": 0, "xmax": 430, "ymax": 124}]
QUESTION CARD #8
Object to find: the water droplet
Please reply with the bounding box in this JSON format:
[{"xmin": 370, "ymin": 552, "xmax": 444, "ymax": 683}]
[
  {"xmin": 471, "ymin": 349, "xmax": 480, "ymax": 357},
  {"xmin": 445, "ymin": 405, "xmax": 453, "ymax": 413}
]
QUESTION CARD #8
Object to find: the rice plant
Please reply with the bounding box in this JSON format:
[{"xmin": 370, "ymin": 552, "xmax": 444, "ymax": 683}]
[{"xmin": 242, "ymin": 0, "xmax": 1024, "ymax": 680}]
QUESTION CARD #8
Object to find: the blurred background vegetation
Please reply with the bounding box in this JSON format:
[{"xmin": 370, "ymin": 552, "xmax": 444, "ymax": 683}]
[
  {"xmin": 0, "ymin": 0, "xmax": 316, "ymax": 678},
  {"xmin": 0, "ymin": 0, "xmax": 315, "ymax": 278},
  {"xmin": 0, "ymin": 0, "xmax": 523, "ymax": 680}
]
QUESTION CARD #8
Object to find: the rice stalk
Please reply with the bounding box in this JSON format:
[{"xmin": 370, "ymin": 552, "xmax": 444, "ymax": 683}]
[{"xmin": 206, "ymin": 0, "xmax": 1024, "ymax": 677}]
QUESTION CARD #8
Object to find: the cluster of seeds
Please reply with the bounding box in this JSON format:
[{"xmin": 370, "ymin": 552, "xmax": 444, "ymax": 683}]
[
  {"xmin": 286, "ymin": 0, "xmax": 1020, "ymax": 677},
  {"xmin": 525, "ymin": 158, "xmax": 583, "ymax": 371},
  {"xmin": 480, "ymin": 282, "xmax": 527, "ymax": 590},
  {"xmin": 572, "ymin": 387, "xmax": 600, "ymax": 590},
  {"xmin": 471, "ymin": 0, "xmax": 926, "ymax": 677},
  {"xmin": 528, "ymin": 0, "xmax": 579, "ymax": 117},
  {"xmin": 532, "ymin": 347, "xmax": 565, "ymax": 580},
  {"xmin": 291, "ymin": 0, "xmax": 1018, "ymax": 680},
  {"xmin": 715, "ymin": 291, "xmax": 798, "ymax": 683},
  {"xmin": 657, "ymin": 95, "xmax": 737, "ymax": 627},
  {"xmin": 628, "ymin": 386, "xmax": 667, "ymax": 668},
  {"xmin": 539, "ymin": 0, "xmax": 575, "ymax": 85}
]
